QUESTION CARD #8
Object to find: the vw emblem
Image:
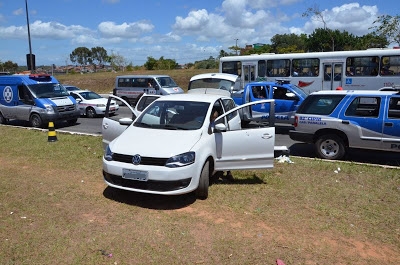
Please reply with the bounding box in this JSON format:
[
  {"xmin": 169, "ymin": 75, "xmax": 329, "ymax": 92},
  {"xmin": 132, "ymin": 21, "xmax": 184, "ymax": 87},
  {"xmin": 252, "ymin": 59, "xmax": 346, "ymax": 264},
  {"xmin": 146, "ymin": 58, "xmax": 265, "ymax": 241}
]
[{"xmin": 132, "ymin": 154, "xmax": 141, "ymax": 165}]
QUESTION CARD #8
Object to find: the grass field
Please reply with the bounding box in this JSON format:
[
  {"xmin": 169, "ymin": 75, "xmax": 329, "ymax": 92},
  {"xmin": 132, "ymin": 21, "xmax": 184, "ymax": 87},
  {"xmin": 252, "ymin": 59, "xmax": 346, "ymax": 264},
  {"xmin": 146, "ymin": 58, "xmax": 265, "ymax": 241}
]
[{"xmin": 1, "ymin": 125, "xmax": 399, "ymax": 265}]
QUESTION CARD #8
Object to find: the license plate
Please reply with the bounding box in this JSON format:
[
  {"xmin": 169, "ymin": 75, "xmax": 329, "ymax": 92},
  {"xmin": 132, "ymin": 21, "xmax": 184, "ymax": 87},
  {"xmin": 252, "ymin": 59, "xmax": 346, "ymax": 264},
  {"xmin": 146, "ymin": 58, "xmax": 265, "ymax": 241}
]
[
  {"xmin": 122, "ymin": 169, "xmax": 148, "ymax": 181},
  {"xmin": 110, "ymin": 107, "xmax": 115, "ymax": 111}
]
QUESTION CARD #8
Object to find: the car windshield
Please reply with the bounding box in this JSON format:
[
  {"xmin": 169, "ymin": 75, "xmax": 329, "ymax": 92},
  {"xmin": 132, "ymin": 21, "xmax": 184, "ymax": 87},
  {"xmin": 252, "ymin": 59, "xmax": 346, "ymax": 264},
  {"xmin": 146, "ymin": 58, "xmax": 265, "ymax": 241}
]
[
  {"xmin": 78, "ymin": 91, "xmax": 102, "ymax": 100},
  {"xmin": 28, "ymin": 83, "xmax": 70, "ymax": 98},
  {"xmin": 156, "ymin": 77, "xmax": 178, "ymax": 87},
  {"xmin": 289, "ymin": 84, "xmax": 309, "ymax": 98},
  {"xmin": 189, "ymin": 78, "xmax": 234, "ymax": 91},
  {"xmin": 134, "ymin": 100, "xmax": 210, "ymax": 130}
]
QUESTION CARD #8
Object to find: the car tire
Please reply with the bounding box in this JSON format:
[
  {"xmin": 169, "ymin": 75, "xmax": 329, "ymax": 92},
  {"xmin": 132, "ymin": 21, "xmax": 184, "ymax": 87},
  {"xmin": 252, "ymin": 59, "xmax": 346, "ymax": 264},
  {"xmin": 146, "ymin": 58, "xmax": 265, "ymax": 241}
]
[
  {"xmin": 29, "ymin": 113, "xmax": 43, "ymax": 128},
  {"xmin": 315, "ymin": 134, "xmax": 346, "ymax": 160},
  {"xmin": 0, "ymin": 112, "xmax": 7, "ymax": 124},
  {"xmin": 196, "ymin": 161, "xmax": 210, "ymax": 200},
  {"xmin": 86, "ymin": 107, "xmax": 96, "ymax": 118}
]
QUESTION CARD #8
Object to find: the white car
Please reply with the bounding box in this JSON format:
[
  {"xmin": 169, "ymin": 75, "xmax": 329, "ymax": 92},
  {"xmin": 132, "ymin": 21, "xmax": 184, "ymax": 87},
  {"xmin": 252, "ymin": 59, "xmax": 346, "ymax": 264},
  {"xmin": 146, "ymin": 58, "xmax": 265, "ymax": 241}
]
[
  {"xmin": 69, "ymin": 90, "xmax": 119, "ymax": 118},
  {"xmin": 102, "ymin": 89, "xmax": 276, "ymax": 200}
]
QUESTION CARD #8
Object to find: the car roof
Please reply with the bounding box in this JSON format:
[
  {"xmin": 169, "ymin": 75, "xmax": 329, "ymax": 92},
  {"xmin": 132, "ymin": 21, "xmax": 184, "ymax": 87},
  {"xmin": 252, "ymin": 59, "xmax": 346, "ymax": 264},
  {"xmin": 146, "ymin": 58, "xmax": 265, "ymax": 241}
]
[
  {"xmin": 153, "ymin": 90, "xmax": 231, "ymax": 103},
  {"xmin": 71, "ymin": 89, "xmax": 94, "ymax": 94},
  {"xmin": 189, "ymin": 73, "xmax": 239, "ymax": 82},
  {"xmin": 310, "ymin": 90, "xmax": 399, "ymax": 96}
]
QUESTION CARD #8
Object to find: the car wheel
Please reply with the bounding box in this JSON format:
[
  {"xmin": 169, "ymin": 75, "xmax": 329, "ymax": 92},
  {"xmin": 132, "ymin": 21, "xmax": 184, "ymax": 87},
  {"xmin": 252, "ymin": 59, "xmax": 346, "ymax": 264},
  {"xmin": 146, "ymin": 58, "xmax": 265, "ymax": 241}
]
[
  {"xmin": 196, "ymin": 161, "xmax": 210, "ymax": 200},
  {"xmin": 29, "ymin": 113, "xmax": 43, "ymax": 128},
  {"xmin": 0, "ymin": 112, "xmax": 7, "ymax": 124},
  {"xmin": 315, "ymin": 134, "xmax": 345, "ymax": 160},
  {"xmin": 86, "ymin": 107, "xmax": 96, "ymax": 118}
]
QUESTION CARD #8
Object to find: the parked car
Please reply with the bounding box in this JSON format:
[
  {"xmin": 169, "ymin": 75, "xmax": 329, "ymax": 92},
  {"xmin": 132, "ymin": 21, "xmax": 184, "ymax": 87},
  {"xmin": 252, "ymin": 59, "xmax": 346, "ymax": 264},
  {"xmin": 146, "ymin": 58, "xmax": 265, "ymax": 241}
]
[
  {"xmin": 289, "ymin": 89, "xmax": 400, "ymax": 160},
  {"xmin": 69, "ymin": 90, "xmax": 119, "ymax": 118},
  {"xmin": 63, "ymin": 85, "xmax": 81, "ymax": 92},
  {"xmin": 101, "ymin": 89, "xmax": 277, "ymax": 199}
]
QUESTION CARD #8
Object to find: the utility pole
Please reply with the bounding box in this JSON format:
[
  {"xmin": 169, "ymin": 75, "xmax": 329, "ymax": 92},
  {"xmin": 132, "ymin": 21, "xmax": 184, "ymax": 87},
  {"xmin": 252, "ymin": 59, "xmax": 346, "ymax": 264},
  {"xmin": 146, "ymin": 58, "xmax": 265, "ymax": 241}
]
[
  {"xmin": 25, "ymin": 0, "xmax": 34, "ymax": 72},
  {"xmin": 235, "ymin": 39, "xmax": 239, "ymax": 55}
]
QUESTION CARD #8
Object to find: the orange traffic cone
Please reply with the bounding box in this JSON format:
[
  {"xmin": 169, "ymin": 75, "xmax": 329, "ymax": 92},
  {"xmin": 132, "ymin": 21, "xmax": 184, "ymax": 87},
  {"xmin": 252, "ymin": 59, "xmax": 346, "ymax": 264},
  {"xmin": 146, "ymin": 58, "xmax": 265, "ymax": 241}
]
[{"xmin": 48, "ymin": 121, "xmax": 57, "ymax": 142}]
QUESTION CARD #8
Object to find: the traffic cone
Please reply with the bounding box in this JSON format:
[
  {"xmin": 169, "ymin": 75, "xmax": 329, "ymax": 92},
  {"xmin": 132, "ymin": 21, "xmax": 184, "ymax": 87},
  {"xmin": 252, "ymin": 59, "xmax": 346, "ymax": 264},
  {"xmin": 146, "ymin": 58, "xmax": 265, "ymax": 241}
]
[{"xmin": 48, "ymin": 121, "xmax": 57, "ymax": 142}]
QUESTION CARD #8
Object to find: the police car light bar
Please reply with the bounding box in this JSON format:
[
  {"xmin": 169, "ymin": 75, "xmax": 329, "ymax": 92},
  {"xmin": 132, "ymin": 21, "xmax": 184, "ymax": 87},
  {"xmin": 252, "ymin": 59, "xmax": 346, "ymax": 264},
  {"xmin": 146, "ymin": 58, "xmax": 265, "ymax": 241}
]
[{"xmin": 29, "ymin": 74, "xmax": 51, "ymax": 81}]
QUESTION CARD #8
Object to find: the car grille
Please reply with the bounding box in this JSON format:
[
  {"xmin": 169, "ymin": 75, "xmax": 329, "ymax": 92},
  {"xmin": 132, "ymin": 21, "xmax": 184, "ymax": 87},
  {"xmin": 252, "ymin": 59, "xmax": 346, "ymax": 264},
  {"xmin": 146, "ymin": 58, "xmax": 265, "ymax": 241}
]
[
  {"xmin": 112, "ymin": 153, "xmax": 168, "ymax": 166},
  {"xmin": 103, "ymin": 171, "xmax": 191, "ymax": 192},
  {"xmin": 57, "ymin": 104, "xmax": 76, "ymax": 112}
]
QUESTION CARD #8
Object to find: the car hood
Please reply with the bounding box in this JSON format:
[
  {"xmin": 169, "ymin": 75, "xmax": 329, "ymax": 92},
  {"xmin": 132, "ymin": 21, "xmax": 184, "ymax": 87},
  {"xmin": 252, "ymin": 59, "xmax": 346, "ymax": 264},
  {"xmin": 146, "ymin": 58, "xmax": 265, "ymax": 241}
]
[
  {"xmin": 110, "ymin": 127, "xmax": 202, "ymax": 157},
  {"xmin": 80, "ymin": 98, "xmax": 108, "ymax": 105}
]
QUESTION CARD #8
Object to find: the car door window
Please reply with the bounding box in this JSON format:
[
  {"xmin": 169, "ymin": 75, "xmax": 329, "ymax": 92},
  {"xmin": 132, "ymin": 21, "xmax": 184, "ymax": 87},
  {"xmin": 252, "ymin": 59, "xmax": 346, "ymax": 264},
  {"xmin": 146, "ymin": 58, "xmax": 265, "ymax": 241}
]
[{"xmin": 388, "ymin": 97, "xmax": 400, "ymax": 119}]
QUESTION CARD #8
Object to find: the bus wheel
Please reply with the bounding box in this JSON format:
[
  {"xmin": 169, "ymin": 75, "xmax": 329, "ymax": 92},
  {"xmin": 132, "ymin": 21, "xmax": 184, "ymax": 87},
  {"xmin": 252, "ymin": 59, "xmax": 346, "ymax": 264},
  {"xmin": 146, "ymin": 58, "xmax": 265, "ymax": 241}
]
[
  {"xmin": 86, "ymin": 107, "xmax": 96, "ymax": 118},
  {"xmin": 315, "ymin": 134, "xmax": 345, "ymax": 160},
  {"xmin": 29, "ymin": 113, "xmax": 43, "ymax": 128},
  {"xmin": 196, "ymin": 161, "xmax": 210, "ymax": 200}
]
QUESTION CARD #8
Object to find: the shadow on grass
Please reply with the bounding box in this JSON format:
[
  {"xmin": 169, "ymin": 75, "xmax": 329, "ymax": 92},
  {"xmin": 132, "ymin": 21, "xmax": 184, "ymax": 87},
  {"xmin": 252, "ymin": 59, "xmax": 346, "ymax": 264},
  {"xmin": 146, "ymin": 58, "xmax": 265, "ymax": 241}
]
[
  {"xmin": 210, "ymin": 173, "xmax": 265, "ymax": 185},
  {"xmin": 103, "ymin": 186, "xmax": 196, "ymax": 210}
]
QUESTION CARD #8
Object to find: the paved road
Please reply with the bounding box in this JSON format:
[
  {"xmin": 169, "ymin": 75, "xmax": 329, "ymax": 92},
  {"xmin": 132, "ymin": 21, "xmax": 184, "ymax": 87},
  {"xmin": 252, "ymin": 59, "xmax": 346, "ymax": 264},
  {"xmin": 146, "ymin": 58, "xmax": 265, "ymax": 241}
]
[{"xmin": 5, "ymin": 109, "xmax": 400, "ymax": 168}]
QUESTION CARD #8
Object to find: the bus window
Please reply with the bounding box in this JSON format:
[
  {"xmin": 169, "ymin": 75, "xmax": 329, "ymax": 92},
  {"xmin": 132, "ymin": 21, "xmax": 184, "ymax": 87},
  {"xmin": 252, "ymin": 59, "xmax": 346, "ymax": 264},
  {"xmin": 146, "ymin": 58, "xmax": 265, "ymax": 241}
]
[
  {"xmin": 267, "ymin": 59, "xmax": 290, "ymax": 77},
  {"xmin": 324, "ymin": 65, "xmax": 332, "ymax": 81},
  {"xmin": 257, "ymin": 60, "xmax": 267, "ymax": 79},
  {"xmin": 292, "ymin": 58, "xmax": 320, "ymax": 77},
  {"xmin": 346, "ymin": 56, "xmax": 379, "ymax": 76},
  {"xmin": 222, "ymin": 61, "xmax": 241, "ymax": 76},
  {"xmin": 381, "ymin": 55, "xmax": 400, "ymax": 76}
]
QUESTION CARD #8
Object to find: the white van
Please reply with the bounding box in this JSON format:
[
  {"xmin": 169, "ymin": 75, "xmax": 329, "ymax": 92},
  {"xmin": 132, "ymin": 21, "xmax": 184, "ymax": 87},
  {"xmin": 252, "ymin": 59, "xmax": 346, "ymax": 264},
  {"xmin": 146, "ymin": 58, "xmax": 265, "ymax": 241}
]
[{"xmin": 113, "ymin": 75, "xmax": 184, "ymax": 105}]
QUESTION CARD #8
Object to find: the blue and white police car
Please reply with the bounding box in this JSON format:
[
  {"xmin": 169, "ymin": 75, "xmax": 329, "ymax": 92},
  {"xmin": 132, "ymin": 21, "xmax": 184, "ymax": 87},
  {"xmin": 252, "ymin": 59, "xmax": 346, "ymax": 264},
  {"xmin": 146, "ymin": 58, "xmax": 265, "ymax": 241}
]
[{"xmin": 289, "ymin": 89, "xmax": 400, "ymax": 160}]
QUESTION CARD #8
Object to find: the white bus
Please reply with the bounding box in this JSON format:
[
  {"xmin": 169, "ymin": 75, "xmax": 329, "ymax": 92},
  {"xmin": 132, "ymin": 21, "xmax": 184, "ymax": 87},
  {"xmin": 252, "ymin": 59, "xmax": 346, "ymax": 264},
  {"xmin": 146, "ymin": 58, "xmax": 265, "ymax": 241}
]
[{"xmin": 219, "ymin": 48, "xmax": 400, "ymax": 93}]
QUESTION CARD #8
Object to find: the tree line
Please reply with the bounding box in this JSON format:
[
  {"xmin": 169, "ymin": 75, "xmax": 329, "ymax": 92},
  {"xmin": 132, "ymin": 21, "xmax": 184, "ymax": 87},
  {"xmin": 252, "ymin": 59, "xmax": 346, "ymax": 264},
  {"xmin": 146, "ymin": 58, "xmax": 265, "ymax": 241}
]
[{"xmin": 1, "ymin": 14, "xmax": 398, "ymax": 72}]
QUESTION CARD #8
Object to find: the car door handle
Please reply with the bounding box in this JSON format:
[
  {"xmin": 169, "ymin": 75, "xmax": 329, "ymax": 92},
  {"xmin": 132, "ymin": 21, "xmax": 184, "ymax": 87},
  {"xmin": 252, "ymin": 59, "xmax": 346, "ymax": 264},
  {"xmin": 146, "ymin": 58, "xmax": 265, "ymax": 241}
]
[
  {"xmin": 384, "ymin": 122, "xmax": 393, "ymax": 127},
  {"xmin": 262, "ymin": 133, "xmax": 273, "ymax": 139},
  {"xmin": 103, "ymin": 123, "xmax": 109, "ymax": 129},
  {"xmin": 342, "ymin": 120, "xmax": 350, "ymax": 124}
]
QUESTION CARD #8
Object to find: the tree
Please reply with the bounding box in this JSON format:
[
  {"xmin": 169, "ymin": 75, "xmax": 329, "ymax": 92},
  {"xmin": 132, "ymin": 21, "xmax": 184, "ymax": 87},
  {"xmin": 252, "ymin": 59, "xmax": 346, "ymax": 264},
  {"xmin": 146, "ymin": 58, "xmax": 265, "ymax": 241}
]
[
  {"xmin": 355, "ymin": 33, "xmax": 388, "ymax": 49},
  {"xmin": 370, "ymin": 15, "xmax": 400, "ymax": 46},
  {"xmin": 1, "ymin": 60, "xmax": 18, "ymax": 72},
  {"xmin": 303, "ymin": 5, "xmax": 336, "ymax": 51},
  {"xmin": 270, "ymin": 33, "xmax": 307, "ymax": 53},
  {"xmin": 144, "ymin": 56, "xmax": 157, "ymax": 70},
  {"xmin": 109, "ymin": 53, "xmax": 127, "ymax": 71},
  {"xmin": 91, "ymin": 47, "xmax": 108, "ymax": 67},
  {"xmin": 70, "ymin": 47, "xmax": 92, "ymax": 66}
]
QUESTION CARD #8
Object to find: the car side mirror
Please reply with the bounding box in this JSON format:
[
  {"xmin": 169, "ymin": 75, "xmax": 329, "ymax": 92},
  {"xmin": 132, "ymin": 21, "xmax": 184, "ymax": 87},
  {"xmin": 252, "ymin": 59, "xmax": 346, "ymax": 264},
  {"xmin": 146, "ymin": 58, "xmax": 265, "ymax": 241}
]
[
  {"xmin": 119, "ymin": 118, "xmax": 133, "ymax": 126},
  {"xmin": 214, "ymin": 123, "xmax": 227, "ymax": 132}
]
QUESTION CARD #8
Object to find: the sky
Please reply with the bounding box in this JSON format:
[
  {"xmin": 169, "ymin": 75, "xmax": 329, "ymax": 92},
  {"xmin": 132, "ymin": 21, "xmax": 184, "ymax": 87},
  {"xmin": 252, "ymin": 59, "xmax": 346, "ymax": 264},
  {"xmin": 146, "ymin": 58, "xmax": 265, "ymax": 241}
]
[{"xmin": 0, "ymin": 0, "xmax": 398, "ymax": 67}]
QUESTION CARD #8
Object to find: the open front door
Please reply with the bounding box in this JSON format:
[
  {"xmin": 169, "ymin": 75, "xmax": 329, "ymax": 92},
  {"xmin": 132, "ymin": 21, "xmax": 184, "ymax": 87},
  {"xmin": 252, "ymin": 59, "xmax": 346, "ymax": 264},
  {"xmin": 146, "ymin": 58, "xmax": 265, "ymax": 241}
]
[{"xmin": 213, "ymin": 99, "xmax": 276, "ymax": 171}]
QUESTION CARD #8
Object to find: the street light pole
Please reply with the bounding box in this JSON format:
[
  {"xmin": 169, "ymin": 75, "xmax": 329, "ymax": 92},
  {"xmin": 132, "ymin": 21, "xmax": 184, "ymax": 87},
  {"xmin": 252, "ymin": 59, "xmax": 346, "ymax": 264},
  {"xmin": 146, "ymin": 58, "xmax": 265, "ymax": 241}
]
[
  {"xmin": 235, "ymin": 39, "xmax": 239, "ymax": 55},
  {"xmin": 25, "ymin": 0, "xmax": 34, "ymax": 72}
]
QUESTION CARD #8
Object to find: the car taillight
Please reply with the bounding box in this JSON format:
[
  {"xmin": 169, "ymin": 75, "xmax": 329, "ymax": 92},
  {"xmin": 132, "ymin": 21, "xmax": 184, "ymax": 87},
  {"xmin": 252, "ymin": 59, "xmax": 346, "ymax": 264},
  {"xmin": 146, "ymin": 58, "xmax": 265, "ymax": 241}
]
[{"xmin": 293, "ymin": 116, "xmax": 298, "ymax": 127}]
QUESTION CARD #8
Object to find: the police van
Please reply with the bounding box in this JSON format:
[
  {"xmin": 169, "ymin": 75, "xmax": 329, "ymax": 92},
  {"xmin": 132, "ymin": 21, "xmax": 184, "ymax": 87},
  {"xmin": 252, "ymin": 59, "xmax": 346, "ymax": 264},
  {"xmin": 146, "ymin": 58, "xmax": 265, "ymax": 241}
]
[
  {"xmin": 0, "ymin": 73, "xmax": 80, "ymax": 128},
  {"xmin": 289, "ymin": 89, "xmax": 400, "ymax": 160},
  {"xmin": 113, "ymin": 75, "xmax": 184, "ymax": 105}
]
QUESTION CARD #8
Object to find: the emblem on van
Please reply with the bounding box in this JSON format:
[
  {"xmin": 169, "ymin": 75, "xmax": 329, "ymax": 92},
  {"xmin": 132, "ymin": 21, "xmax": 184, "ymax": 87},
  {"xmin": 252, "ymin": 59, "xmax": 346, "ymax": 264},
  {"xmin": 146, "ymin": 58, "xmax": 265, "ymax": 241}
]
[
  {"xmin": 3, "ymin": 86, "xmax": 13, "ymax": 103},
  {"xmin": 132, "ymin": 154, "xmax": 141, "ymax": 165}
]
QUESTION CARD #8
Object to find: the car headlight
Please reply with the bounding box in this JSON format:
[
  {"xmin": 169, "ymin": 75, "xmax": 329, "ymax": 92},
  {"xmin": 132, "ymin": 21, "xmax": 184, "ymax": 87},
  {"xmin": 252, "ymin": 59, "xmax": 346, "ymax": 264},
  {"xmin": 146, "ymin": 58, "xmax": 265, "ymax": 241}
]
[
  {"xmin": 104, "ymin": 145, "xmax": 113, "ymax": 161},
  {"xmin": 165, "ymin": 152, "xmax": 195, "ymax": 168},
  {"xmin": 44, "ymin": 104, "xmax": 55, "ymax": 114}
]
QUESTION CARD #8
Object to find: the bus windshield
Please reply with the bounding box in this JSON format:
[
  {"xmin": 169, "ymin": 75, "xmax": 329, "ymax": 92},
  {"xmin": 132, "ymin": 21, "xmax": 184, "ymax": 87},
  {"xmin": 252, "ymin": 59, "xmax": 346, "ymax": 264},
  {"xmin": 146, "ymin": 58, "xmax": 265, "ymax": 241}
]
[{"xmin": 28, "ymin": 83, "xmax": 70, "ymax": 98}]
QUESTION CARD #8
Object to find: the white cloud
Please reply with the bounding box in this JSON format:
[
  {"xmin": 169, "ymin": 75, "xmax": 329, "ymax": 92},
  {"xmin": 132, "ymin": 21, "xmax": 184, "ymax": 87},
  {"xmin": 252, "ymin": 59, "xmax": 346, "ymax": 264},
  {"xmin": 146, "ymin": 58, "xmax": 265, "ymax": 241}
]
[
  {"xmin": 98, "ymin": 21, "xmax": 154, "ymax": 38},
  {"xmin": 13, "ymin": 8, "xmax": 23, "ymax": 16}
]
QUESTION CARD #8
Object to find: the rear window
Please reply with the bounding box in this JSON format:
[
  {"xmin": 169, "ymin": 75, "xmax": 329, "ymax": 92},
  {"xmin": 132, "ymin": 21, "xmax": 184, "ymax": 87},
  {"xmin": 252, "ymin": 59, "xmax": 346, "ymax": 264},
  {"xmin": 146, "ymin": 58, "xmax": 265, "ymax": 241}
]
[{"xmin": 297, "ymin": 95, "xmax": 345, "ymax": 115}]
